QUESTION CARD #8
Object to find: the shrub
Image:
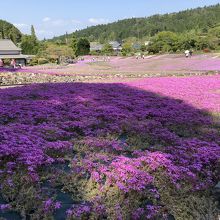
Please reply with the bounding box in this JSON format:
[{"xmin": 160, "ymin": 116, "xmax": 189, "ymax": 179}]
[
  {"xmin": 38, "ymin": 58, "xmax": 49, "ymax": 65},
  {"xmin": 29, "ymin": 58, "xmax": 38, "ymax": 66}
]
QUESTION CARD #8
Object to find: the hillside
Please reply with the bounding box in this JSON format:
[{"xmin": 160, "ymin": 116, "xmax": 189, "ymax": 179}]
[
  {"xmin": 52, "ymin": 4, "xmax": 220, "ymax": 42},
  {"xmin": 0, "ymin": 19, "xmax": 22, "ymax": 43}
]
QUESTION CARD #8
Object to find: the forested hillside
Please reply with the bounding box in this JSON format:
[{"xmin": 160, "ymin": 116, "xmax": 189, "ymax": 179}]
[
  {"xmin": 52, "ymin": 4, "xmax": 220, "ymax": 43},
  {"xmin": 0, "ymin": 20, "xmax": 22, "ymax": 43}
]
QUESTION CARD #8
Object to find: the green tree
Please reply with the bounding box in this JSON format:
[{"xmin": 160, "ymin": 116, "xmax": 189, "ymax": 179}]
[
  {"xmin": 71, "ymin": 35, "xmax": 78, "ymax": 56},
  {"xmin": 108, "ymin": 31, "xmax": 116, "ymax": 41},
  {"xmin": 21, "ymin": 26, "xmax": 39, "ymax": 54},
  {"xmin": 21, "ymin": 35, "xmax": 35, "ymax": 54},
  {"xmin": 1, "ymin": 25, "xmax": 5, "ymax": 39},
  {"xmin": 150, "ymin": 31, "xmax": 179, "ymax": 53},
  {"xmin": 43, "ymin": 42, "xmax": 73, "ymax": 58},
  {"xmin": 208, "ymin": 25, "xmax": 220, "ymax": 38},
  {"xmin": 75, "ymin": 38, "xmax": 90, "ymax": 56},
  {"xmin": 8, "ymin": 27, "xmax": 19, "ymax": 43},
  {"xmin": 102, "ymin": 43, "xmax": 113, "ymax": 55},
  {"xmin": 140, "ymin": 44, "xmax": 147, "ymax": 52},
  {"xmin": 21, "ymin": 35, "xmax": 39, "ymax": 55},
  {"xmin": 0, "ymin": 19, "xmax": 22, "ymax": 43},
  {"xmin": 121, "ymin": 42, "xmax": 132, "ymax": 56},
  {"xmin": 148, "ymin": 41, "xmax": 163, "ymax": 54},
  {"xmin": 31, "ymin": 25, "xmax": 37, "ymax": 41},
  {"xmin": 195, "ymin": 37, "xmax": 215, "ymax": 50},
  {"xmin": 177, "ymin": 35, "xmax": 197, "ymax": 50}
]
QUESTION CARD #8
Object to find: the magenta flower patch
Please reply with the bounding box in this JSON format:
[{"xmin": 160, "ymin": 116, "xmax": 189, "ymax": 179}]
[{"xmin": 0, "ymin": 81, "xmax": 219, "ymax": 219}]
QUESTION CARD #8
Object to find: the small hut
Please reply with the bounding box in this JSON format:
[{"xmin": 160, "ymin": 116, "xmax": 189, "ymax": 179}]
[{"xmin": 0, "ymin": 39, "xmax": 29, "ymax": 66}]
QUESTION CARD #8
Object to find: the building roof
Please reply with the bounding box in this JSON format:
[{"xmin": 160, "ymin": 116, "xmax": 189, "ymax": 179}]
[
  {"xmin": 0, "ymin": 39, "xmax": 21, "ymax": 51},
  {"xmin": 90, "ymin": 42, "xmax": 103, "ymax": 51},
  {"xmin": 109, "ymin": 41, "xmax": 121, "ymax": 48},
  {"xmin": 132, "ymin": 43, "xmax": 141, "ymax": 50}
]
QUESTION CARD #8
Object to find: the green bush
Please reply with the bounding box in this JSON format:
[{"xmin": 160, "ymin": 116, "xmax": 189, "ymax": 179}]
[
  {"xmin": 29, "ymin": 58, "xmax": 38, "ymax": 66},
  {"xmin": 90, "ymin": 51, "xmax": 101, "ymax": 56},
  {"xmin": 122, "ymin": 51, "xmax": 127, "ymax": 56},
  {"xmin": 3, "ymin": 58, "xmax": 11, "ymax": 65},
  {"xmin": 37, "ymin": 58, "xmax": 49, "ymax": 65},
  {"xmin": 48, "ymin": 57, "xmax": 58, "ymax": 63}
]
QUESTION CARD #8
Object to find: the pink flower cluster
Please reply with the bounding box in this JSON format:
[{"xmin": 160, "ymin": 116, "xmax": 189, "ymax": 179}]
[{"xmin": 126, "ymin": 75, "xmax": 220, "ymax": 112}]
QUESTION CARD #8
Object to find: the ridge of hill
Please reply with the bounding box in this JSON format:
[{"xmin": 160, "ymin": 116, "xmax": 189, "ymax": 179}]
[
  {"xmin": 52, "ymin": 4, "xmax": 220, "ymax": 42},
  {"xmin": 0, "ymin": 20, "xmax": 22, "ymax": 43}
]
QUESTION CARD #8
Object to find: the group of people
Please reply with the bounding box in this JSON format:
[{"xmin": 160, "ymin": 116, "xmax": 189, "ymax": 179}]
[
  {"xmin": 92, "ymin": 56, "xmax": 110, "ymax": 62},
  {"xmin": 184, "ymin": 49, "xmax": 193, "ymax": 58},
  {"xmin": 0, "ymin": 59, "xmax": 17, "ymax": 68},
  {"xmin": 136, "ymin": 54, "xmax": 145, "ymax": 59}
]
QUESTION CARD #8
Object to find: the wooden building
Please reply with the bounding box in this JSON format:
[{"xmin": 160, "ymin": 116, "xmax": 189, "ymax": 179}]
[
  {"xmin": 109, "ymin": 41, "xmax": 122, "ymax": 51},
  {"xmin": 0, "ymin": 39, "xmax": 29, "ymax": 66},
  {"xmin": 90, "ymin": 42, "xmax": 103, "ymax": 52}
]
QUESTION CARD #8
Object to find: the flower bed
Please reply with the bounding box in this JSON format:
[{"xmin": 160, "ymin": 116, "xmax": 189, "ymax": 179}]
[
  {"xmin": 126, "ymin": 75, "xmax": 220, "ymax": 113},
  {"xmin": 1, "ymin": 54, "xmax": 220, "ymax": 87},
  {"xmin": 0, "ymin": 81, "xmax": 219, "ymax": 219}
]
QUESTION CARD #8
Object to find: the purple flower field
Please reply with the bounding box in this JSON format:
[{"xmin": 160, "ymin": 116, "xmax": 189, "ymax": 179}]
[{"xmin": 0, "ymin": 78, "xmax": 220, "ymax": 219}]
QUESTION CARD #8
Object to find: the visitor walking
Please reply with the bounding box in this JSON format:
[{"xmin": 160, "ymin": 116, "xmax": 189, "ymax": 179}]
[
  {"xmin": 184, "ymin": 50, "xmax": 190, "ymax": 58},
  {"xmin": 0, "ymin": 59, "xmax": 3, "ymax": 67},
  {"xmin": 10, "ymin": 59, "xmax": 16, "ymax": 68}
]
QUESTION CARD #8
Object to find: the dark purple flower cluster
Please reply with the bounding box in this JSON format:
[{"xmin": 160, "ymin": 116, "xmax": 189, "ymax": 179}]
[
  {"xmin": 0, "ymin": 82, "xmax": 219, "ymax": 219},
  {"xmin": 67, "ymin": 203, "xmax": 91, "ymax": 219},
  {"xmin": 43, "ymin": 198, "xmax": 61, "ymax": 213},
  {"xmin": 132, "ymin": 205, "xmax": 162, "ymax": 220},
  {"xmin": 0, "ymin": 204, "xmax": 11, "ymax": 211}
]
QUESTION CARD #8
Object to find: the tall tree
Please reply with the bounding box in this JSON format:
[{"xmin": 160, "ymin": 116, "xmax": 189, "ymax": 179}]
[
  {"xmin": 71, "ymin": 35, "xmax": 78, "ymax": 56},
  {"xmin": 21, "ymin": 35, "xmax": 36, "ymax": 54},
  {"xmin": 31, "ymin": 25, "xmax": 37, "ymax": 41},
  {"xmin": 1, "ymin": 26, "xmax": 5, "ymax": 39},
  {"xmin": 21, "ymin": 26, "xmax": 39, "ymax": 55}
]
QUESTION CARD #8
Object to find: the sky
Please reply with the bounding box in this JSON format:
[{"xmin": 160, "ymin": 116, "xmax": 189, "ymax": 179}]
[{"xmin": 0, "ymin": 0, "xmax": 220, "ymax": 39}]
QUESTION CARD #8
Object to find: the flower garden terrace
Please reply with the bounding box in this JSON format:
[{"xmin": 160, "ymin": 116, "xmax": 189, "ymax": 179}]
[
  {"xmin": 0, "ymin": 54, "xmax": 220, "ymax": 87},
  {"xmin": 21, "ymin": 54, "xmax": 220, "ymax": 75},
  {"xmin": 0, "ymin": 82, "xmax": 219, "ymax": 219}
]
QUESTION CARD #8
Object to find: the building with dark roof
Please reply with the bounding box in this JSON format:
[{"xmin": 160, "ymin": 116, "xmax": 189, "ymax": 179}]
[
  {"xmin": 132, "ymin": 42, "xmax": 142, "ymax": 50},
  {"xmin": 0, "ymin": 39, "xmax": 29, "ymax": 66},
  {"xmin": 90, "ymin": 41, "xmax": 122, "ymax": 54},
  {"xmin": 109, "ymin": 41, "xmax": 122, "ymax": 51},
  {"xmin": 90, "ymin": 42, "xmax": 103, "ymax": 52}
]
